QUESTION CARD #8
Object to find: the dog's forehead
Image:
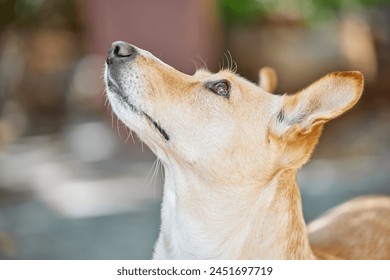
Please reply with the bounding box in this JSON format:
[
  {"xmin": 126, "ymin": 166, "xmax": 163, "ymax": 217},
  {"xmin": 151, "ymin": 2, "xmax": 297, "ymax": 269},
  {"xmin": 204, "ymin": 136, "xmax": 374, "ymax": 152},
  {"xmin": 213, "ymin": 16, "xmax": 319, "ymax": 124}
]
[
  {"xmin": 194, "ymin": 69, "xmax": 253, "ymax": 86},
  {"xmin": 193, "ymin": 68, "xmax": 212, "ymax": 79}
]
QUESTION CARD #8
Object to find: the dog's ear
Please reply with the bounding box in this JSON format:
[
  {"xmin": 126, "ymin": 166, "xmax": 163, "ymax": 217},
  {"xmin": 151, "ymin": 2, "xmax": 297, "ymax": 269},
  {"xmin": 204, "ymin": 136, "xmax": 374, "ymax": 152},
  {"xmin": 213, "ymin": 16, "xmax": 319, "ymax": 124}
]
[
  {"xmin": 259, "ymin": 67, "xmax": 278, "ymax": 92},
  {"xmin": 271, "ymin": 71, "xmax": 364, "ymax": 140}
]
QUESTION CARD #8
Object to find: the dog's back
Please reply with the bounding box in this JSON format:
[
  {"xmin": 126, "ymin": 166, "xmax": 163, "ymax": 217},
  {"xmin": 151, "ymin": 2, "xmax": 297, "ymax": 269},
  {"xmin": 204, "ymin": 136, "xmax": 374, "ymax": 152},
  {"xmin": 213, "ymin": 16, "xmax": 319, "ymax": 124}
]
[{"xmin": 308, "ymin": 196, "xmax": 390, "ymax": 259}]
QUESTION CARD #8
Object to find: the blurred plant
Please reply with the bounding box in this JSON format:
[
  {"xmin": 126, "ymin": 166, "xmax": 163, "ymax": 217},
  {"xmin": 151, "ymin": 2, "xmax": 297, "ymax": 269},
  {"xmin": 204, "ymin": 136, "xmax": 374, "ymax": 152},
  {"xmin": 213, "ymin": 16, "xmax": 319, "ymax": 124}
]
[
  {"xmin": 0, "ymin": 0, "xmax": 78, "ymax": 32},
  {"xmin": 218, "ymin": 0, "xmax": 390, "ymax": 27}
]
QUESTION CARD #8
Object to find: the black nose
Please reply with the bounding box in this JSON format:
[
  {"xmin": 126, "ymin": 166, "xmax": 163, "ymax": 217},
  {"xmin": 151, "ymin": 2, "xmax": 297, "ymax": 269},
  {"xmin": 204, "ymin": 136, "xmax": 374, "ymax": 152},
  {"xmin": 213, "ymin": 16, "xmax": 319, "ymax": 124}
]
[{"xmin": 106, "ymin": 41, "xmax": 137, "ymax": 64}]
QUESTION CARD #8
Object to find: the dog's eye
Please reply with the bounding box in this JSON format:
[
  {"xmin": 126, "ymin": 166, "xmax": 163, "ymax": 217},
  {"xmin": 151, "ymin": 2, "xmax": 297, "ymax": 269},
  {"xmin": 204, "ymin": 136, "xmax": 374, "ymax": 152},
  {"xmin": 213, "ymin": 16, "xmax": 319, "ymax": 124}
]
[
  {"xmin": 213, "ymin": 82, "xmax": 228, "ymax": 95},
  {"xmin": 208, "ymin": 80, "xmax": 230, "ymax": 98}
]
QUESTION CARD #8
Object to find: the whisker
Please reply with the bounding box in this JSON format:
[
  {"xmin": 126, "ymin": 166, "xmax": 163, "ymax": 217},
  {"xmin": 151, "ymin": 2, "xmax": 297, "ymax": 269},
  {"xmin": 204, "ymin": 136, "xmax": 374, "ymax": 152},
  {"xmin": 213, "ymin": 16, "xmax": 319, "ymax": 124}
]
[
  {"xmin": 159, "ymin": 159, "xmax": 165, "ymax": 182},
  {"xmin": 232, "ymin": 59, "xmax": 238, "ymax": 73},
  {"xmin": 111, "ymin": 112, "xmax": 114, "ymax": 128},
  {"xmin": 228, "ymin": 50, "xmax": 233, "ymax": 71},
  {"xmin": 152, "ymin": 158, "xmax": 160, "ymax": 192},
  {"xmin": 227, "ymin": 50, "xmax": 237, "ymax": 72},
  {"xmin": 103, "ymin": 90, "xmax": 110, "ymax": 107},
  {"xmin": 152, "ymin": 158, "xmax": 162, "ymax": 200},
  {"xmin": 224, "ymin": 52, "xmax": 230, "ymax": 71},
  {"xmin": 219, "ymin": 50, "xmax": 238, "ymax": 73},
  {"xmin": 116, "ymin": 118, "xmax": 123, "ymax": 139},
  {"xmin": 191, "ymin": 58, "xmax": 199, "ymax": 71},
  {"xmin": 228, "ymin": 51, "xmax": 233, "ymax": 71},
  {"xmin": 142, "ymin": 158, "xmax": 159, "ymax": 188},
  {"xmin": 196, "ymin": 55, "xmax": 208, "ymax": 69},
  {"xmin": 124, "ymin": 126, "xmax": 131, "ymax": 143},
  {"xmin": 129, "ymin": 129, "xmax": 135, "ymax": 144}
]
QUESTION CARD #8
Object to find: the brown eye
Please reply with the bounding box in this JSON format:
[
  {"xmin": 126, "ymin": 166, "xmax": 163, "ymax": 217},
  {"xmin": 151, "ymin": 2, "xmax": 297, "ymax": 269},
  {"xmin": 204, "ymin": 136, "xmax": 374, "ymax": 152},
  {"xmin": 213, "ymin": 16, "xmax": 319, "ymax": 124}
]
[
  {"xmin": 207, "ymin": 80, "xmax": 230, "ymax": 98},
  {"xmin": 213, "ymin": 82, "xmax": 228, "ymax": 95}
]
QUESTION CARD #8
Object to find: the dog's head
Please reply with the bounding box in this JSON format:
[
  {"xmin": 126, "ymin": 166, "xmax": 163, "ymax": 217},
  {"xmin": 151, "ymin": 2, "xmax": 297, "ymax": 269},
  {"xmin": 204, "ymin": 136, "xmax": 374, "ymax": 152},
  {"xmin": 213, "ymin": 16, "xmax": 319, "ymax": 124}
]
[{"xmin": 104, "ymin": 41, "xmax": 363, "ymax": 185}]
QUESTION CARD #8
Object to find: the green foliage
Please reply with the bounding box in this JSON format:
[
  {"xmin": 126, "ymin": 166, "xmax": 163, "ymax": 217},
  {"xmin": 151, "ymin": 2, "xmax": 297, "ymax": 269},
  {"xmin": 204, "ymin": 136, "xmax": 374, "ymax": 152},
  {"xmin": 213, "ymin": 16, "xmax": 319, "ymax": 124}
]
[
  {"xmin": 13, "ymin": 0, "xmax": 44, "ymax": 20},
  {"xmin": 218, "ymin": 0, "xmax": 267, "ymax": 26},
  {"xmin": 0, "ymin": 0, "xmax": 78, "ymax": 31},
  {"xmin": 218, "ymin": 0, "xmax": 390, "ymax": 27}
]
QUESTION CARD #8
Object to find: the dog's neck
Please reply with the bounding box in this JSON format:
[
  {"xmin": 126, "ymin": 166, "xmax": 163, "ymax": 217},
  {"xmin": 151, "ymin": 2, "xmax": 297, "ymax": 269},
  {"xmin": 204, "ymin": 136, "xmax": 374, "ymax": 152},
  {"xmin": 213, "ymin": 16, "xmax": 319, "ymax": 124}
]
[{"xmin": 153, "ymin": 165, "xmax": 314, "ymax": 259}]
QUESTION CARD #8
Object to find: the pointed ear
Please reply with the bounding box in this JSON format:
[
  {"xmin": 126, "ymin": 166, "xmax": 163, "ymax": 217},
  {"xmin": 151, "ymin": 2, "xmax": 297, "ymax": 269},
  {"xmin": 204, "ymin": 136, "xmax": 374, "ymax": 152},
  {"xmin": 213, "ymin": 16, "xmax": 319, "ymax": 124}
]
[
  {"xmin": 259, "ymin": 67, "xmax": 278, "ymax": 92},
  {"xmin": 272, "ymin": 71, "xmax": 364, "ymax": 139}
]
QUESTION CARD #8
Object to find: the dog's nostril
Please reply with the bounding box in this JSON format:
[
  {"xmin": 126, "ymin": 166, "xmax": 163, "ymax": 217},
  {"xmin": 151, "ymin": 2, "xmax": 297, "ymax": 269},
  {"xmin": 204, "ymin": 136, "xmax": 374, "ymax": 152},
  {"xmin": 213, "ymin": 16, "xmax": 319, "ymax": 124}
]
[
  {"xmin": 113, "ymin": 45, "xmax": 121, "ymax": 56},
  {"xmin": 107, "ymin": 41, "xmax": 137, "ymax": 65},
  {"xmin": 112, "ymin": 41, "xmax": 134, "ymax": 57}
]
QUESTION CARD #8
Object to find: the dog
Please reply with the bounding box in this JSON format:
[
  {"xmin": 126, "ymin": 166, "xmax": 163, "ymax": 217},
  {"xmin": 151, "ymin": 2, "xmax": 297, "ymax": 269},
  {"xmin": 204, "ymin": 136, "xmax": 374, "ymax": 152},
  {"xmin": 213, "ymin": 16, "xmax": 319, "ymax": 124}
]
[{"xmin": 104, "ymin": 41, "xmax": 390, "ymax": 259}]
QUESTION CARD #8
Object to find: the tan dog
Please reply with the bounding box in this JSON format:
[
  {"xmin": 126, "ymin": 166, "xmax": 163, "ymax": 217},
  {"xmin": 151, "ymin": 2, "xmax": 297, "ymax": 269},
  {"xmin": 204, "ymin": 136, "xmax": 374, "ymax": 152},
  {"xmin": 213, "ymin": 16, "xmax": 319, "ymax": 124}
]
[{"xmin": 104, "ymin": 41, "xmax": 390, "ymax": 259}]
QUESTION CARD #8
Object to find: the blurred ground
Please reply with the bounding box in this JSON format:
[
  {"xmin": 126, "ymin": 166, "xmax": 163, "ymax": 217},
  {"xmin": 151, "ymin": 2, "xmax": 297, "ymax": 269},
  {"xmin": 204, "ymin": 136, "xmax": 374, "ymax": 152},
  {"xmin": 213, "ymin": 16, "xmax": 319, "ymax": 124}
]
[{"xmin": 0, "ymin": 0, "xmax": 389, "ymax": 259}]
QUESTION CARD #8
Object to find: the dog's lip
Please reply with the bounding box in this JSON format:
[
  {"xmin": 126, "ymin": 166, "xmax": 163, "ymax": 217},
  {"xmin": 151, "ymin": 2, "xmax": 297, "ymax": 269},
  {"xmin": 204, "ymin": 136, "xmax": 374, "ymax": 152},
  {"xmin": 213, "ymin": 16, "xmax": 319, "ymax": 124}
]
[
  {"xmin": 106, "ymin": 80, "xmax": 170, "ymax": 141},
  {"xmin": 143, "ymin": 113, "xmax": 170, "ymax": 141},
  {"xmin": 107, "ymin": 80, "xmax": 138, "ymax": 113},
  {"xmin": 107, "ymin": 79, "xmax": 120, "ymax": 94}
]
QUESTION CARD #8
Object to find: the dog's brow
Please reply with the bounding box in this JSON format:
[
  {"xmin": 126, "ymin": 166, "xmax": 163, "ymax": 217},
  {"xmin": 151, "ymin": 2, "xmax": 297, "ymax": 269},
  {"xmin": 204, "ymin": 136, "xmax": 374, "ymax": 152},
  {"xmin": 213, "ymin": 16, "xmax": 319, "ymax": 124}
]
[{"xmin": 194, "ymin": 69, "xmax": 212, "ymax": 79}]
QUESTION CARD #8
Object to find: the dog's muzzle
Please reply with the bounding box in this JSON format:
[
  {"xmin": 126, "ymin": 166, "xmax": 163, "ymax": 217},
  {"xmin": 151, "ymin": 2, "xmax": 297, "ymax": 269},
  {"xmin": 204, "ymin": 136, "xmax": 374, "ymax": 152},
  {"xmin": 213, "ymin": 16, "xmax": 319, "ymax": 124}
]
[
  {"xmin": 105, "ymin": 41, "xmax": 170, "ymax": 142},
  {"xmin": 106, "ymin": 41, "xmax": 138, "ymax": 65}
]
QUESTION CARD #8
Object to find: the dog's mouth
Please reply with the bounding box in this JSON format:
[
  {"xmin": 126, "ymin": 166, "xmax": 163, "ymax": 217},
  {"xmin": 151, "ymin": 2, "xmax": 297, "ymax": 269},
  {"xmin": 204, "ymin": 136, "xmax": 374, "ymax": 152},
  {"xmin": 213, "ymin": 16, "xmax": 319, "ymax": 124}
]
[
  {"xmin": 107, "ymin": 80, "xmax": 138, "ymax": 112},
  {"xmin": 107, "ymin": 79, "xmax": 170, "ymax": 142},
  {"xmin": 143, "ymin": 113, "xmax": 170, "ymax": 141}
]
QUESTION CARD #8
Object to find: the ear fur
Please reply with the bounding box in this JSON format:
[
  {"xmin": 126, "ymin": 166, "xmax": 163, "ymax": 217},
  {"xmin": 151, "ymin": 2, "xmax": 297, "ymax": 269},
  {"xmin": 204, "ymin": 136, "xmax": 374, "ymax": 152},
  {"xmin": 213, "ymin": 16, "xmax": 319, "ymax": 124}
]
[
  {"xmin": 259, "ymin": 67, "xmax": 278, "ymax": 92},
  {"xmin": 271, "ymin": 71, "xmax": 364, "ymax": 140}
]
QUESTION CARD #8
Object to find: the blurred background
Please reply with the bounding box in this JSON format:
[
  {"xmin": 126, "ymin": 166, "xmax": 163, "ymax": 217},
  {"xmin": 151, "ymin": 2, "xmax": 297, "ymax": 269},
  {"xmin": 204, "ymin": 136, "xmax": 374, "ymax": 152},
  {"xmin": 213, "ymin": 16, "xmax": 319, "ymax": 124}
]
[{"xmin": 0, "ymin": 0, "xmax": 389, "ymax": 259}]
